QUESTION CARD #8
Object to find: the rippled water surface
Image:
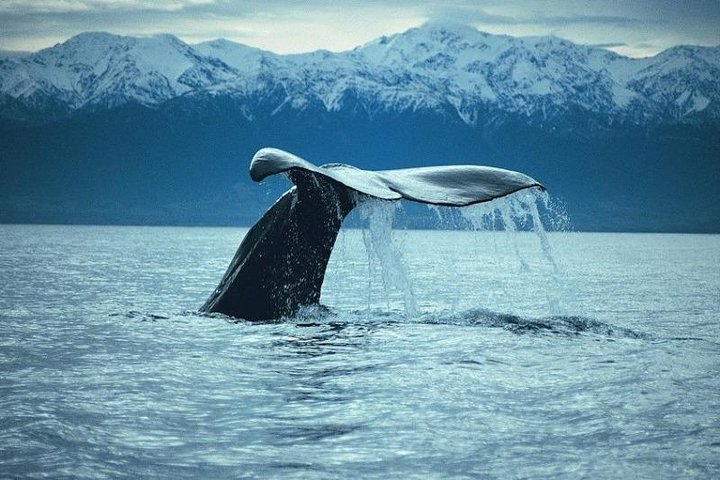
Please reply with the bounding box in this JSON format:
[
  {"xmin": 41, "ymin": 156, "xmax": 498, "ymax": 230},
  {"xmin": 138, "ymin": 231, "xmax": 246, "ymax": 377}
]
[{"xmin": 1, "ymin": 224, "xmax": 719, "ymax": 479}]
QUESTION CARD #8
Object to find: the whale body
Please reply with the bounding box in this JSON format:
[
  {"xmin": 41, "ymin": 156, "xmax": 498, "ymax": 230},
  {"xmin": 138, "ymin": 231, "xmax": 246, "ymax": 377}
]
[{"xmin": 200, "ymin": 148, "xmax": 544, "ymax": 320}]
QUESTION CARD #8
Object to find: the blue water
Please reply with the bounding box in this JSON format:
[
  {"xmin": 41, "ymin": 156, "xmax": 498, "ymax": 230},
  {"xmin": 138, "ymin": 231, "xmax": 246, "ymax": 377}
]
[{"xmin": 1, "ymin": 224, "xmax": 719, "ymax": 479}]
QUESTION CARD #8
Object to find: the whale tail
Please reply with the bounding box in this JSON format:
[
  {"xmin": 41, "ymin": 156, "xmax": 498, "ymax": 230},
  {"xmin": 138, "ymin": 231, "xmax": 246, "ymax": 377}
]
[{"xmin": 200, "ymin": 148, "xmax": 544, "ymax": 321}]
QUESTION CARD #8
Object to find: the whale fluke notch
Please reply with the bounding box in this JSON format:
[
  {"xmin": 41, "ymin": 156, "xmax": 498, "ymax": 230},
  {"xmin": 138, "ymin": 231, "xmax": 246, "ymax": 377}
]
[{"xmin": 200, "ymin": 148, "xmax": 544, "ymax": 321}]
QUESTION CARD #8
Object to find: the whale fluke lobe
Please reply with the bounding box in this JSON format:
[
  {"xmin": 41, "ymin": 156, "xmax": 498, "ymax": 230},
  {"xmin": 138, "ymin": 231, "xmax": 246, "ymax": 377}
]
[{"xmin": 200, "ymin": 148, "xmax": 544, "ymax": 321}]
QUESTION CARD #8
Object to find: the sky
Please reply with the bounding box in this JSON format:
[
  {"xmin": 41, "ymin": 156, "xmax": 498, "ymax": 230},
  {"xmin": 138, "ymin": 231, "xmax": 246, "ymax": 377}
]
[{"xmin": 0, "ymin": 0, "xmax": 719, "ymax": 58}]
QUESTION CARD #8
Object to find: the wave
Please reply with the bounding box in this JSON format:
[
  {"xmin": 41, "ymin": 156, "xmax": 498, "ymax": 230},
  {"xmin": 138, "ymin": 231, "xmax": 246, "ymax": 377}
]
[
  {"xmin": 109, "ymin": 306, "xmax": 648, "ymax": 340},
  {"xmin": 418, "ymin": 308, "xmax": 649, "ymax": 339},
  {"xmin": 108, "ymin": 310, "xmax": 170, "ymax": 321}
]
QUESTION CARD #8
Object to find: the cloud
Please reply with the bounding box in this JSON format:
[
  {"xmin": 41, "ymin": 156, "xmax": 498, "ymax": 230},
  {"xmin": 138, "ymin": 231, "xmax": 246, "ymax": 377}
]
[
  {"xmin": 428, "ymin": 5, "xmax": 647, "ymax": 28},
  {"xmin": 0, "ymin": 0, "xmax": 718, "ymax": 56},
  {"xmin": 0, "ymin": 0, "xmax": 429, "ymax": 53},
  {"xmin": 0, "ymin": 0, "xmax": 215, "ymax": 15},
  {"xmin": 587, "ymin": 42, "xmax": 628, "ymax": 49},
  {"xmin": 524, "ymin": 14, "xmax": 646, "ymax": 27}
]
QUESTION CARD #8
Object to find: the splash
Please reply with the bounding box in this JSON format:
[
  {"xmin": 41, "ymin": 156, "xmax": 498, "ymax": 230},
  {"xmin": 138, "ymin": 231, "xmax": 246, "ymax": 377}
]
[
  {"xmin": 355, "ymin": 196, "xmax": 417, "ymax": 317},
  {"xmin": 457, "ymin": 189, "xmax": 573, "ymax": 315},
  {"xmin": 323, "ymin": 188, "xmax": 572, "ymax": 319}
]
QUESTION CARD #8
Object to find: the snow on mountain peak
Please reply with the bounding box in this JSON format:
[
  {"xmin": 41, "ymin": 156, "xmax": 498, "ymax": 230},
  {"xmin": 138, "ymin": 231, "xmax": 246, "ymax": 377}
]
[
  {"xmin": 194, "ymin": 38, "xmax": 276, "ymax": 74},
  {"xmin": 1, "ymin": 26, "xmax": 718, "ymax": 124},
  {"xmin": 0, "ymin": 32, "xmax": 237, "ymax": 111}
]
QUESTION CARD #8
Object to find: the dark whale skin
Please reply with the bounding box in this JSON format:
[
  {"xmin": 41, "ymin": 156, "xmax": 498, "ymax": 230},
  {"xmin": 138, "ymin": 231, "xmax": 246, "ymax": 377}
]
[{"xmin": 201, "ymin": 148, "xmax": 543, "ymax": 321}]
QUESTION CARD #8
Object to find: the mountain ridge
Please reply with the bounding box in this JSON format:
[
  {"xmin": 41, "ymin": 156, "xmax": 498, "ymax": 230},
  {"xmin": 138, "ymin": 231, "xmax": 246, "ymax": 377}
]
[
  {"xmin": 2, "ymin": 23, "xmax": 719, "ymax": 126},
  {"xmin": 1, "ymin": 23, "xmax": 719, "ymax": 232}
]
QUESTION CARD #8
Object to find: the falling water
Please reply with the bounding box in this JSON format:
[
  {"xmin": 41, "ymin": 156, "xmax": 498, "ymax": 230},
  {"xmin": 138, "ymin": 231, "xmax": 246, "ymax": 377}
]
[
  {"xmin": 458, "ymin": 188, "xmax": 572, "ymax": 314},
  {"xmin": 325, "ymin": 188, "xmax": 572, "ymax": 317},
  {"xmin": 355, "ymin": 196, "xmax": 418, "ymax": 317}
]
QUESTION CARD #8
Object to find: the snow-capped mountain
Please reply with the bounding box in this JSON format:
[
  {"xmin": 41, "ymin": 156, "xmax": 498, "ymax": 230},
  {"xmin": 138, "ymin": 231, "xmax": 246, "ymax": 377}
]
[
  {"xmin": 0, "ymin": 32, "xmax": 237, "ymax": 118},
  {"xmin": 1, "ymin": 23, "xmax": 719, "ymax": 125}
]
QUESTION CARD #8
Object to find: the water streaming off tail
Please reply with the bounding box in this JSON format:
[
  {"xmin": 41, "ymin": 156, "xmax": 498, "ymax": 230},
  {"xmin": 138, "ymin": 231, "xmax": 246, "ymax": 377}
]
[
  {"xmin": 458, "ymin": 189, "xmax": 573, "ymax": 315},
  {"xmin": 323, "ymin": 188, "xmax": 572, "ymax": 317},
  {"xmin": 355, "ymin": 197, "xmax": 418, "ymax": 316}
]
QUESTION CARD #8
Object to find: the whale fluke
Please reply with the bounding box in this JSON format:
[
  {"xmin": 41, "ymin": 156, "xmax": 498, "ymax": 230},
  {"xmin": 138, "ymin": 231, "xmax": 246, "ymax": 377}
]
[{"xmin": 200, "ymin": 148, "xmax": 544, "ymax": 321}]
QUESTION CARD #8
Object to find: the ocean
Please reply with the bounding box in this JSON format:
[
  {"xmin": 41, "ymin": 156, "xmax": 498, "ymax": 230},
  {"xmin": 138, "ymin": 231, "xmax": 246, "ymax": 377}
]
[{"xmin": 1, "ymin": 221, "xmax": 718, "ymax": 479}]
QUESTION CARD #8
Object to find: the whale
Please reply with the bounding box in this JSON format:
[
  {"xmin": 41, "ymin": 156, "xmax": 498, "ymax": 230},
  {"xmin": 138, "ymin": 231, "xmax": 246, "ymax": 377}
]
[{"xmin": 200, "ymin": 148, "xmax": 544, "ymax": 321}]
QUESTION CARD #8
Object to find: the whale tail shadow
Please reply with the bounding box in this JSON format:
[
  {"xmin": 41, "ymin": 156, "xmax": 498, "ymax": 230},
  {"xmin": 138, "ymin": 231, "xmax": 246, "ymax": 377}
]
[{"xmin": 200, "ymin": 148, "xmax": 544, "ymax": 321}]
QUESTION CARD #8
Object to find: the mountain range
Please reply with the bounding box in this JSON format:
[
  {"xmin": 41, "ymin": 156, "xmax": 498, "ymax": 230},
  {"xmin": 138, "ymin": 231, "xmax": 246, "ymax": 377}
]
[{"xmin": 1, "ymin": 23, "xmax": 719, "ymax": 231}]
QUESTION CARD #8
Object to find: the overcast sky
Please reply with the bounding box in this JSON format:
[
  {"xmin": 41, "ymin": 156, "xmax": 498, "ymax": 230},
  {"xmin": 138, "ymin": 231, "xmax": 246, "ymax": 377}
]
[{"xmin": 1, "ymin": 0, "xmax": 718, "ymax": 57}]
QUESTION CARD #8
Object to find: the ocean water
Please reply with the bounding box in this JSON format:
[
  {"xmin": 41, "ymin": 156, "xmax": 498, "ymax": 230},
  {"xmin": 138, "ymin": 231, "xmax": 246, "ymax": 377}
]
[{"xmin": 1, "ymin": 220, "xmax": 719, "ymax": 479}]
